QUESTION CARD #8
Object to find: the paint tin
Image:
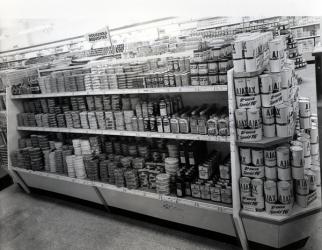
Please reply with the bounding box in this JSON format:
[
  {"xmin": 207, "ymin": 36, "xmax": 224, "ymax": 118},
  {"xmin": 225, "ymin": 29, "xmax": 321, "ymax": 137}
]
[
  {"xmin": 259, "ymin": 74, "xmax": 273, "ymax": 94},
  {"xmin": 311, "ymin": 143, "xmax": 319, "ymax": 155},
  {"xmin": 263, "ymin": 124, "xmax": 276, "ymax": 137},
  {"xmin": 276, "ymin": 124, "xmax": 289, "ymax": 138},
  {"xmin": 262, "ymin": 107, "xmax": 275, "ymax": 124},
  {"xmin": 309, "ymin": 126, "xmax": 319, "ymax": 144},
  {"xmin": 300, "ymin": 117, "xmax": 311, "ymax": 129},
  {"xmin": 236, "ymin": 95, "xmax": 261, "ymax": 109},
  {"xmin": 235, "ymin": 109, "xmax": 248, "ymax": 129},
  {"xmin": 240, "ymin": 148, "xmax": 251, "ymax": 165},
  {"xmin": 244, "ymin": 38, "xmax": 257, "ymax": 58},
  {"xmin": 251, "ymin": 149, "xmax": 264, "ymax": 166},
  {"xmin": 245, "ymin": 58, "xmax": 257, "ymax": 72},
  {"xmin": 292, "ymin": 165, "xmax": 304, "ymax": 180},
  {"xmin": 246, "ymin": 77, "xmax": 259, "ymax": 95},
  {"xmin": 277, "ymin": 165, "xmax": 292, "ymax": 181},
  {"xmin": 271, "ymin": 73, "xmax": 281, "ymax": 93},
  {"xmin": 232, "ymin": 40, "xmax": 244, "ymax": 59},
  {"xmin": 240, "ymin": 177, "xmax": 251, "ymax": 197},
  {"xmin": 251, "ymin": 179, "xmax": 264, "ymax": 198},
  {"xmin": 264, "ymin": 148, "xmax": 277, "ymax": 167},
  {"xmin": 264, "ymin": 180, "xmax": 277, "ymax": 204},
  {"xmin": 269, "ymin": 39, "xmax": 283, "ymax": 59},
  {"xmin": 265, "ymin": 165, "xmax": 277, "ymax": 180},
  {"xmin": 311, "ymin": 165, "xmax": 321, "ymax": 186},
  {"xmin": 234, "ymin": 78, "xmax": 247, "ymax": 96},
  {"xmin": 269, "ymin": 59, "xmax": 282, "ymax": 73},
  {"xmin": 276, "ymin": 146, "xmax": 290, "ymax": 167},
  {"xmin": 295, "ymin": 176, "xmax": 309, "ymax": 195},
  {"xmin": 307, "ymin": 171, "xmax": 317, "ymax": 191},
  {"xmin": 281, "ymin": 67, "xmax": 292, "ymax": 88},
  {"xmin": 281, "ymin": 88, "xmax": 289, "ymax": 102},
  {"xmin": 278, "ymin": 181, "xmax": 292, "ymax": 204},
  {"xmin": 247, "ymin": 108, "xmax": 261, "ymax": 129},
  {"xmin": 299, "ymin": 98, "xmax": 311, "ymax": 118},
  {"xmin": 275, "ymin": 104, "xmax": 289, "ymax": 124},
  {"xmin": 290, "ymin": 146, "xmax": 304, "ymax": 167},
  {"xmin": 261, "ymin": 93, "xmax": 271, "ymax": 108},
  {"xmin": 297, "ymin": 137, "xmax": 311, "ymax": 157},
  {"xmin": 233, "ymin": 59, "xmax": 245, "ymax": 73}
]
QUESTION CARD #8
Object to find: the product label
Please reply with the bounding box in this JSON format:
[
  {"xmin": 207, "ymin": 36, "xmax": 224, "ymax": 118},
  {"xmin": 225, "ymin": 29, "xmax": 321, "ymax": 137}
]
[
  {"xmin": 241, "ymin": 164, "xmax": 265, "ymax": 178},
  {"xmin": 237, "ymin": 128, "xmax": 262, "ymax": 142},
  {"xmin": 265, "ymin": 202, "xmax": 293, "ymax": 216},
  {"xmin": 270, "ymin": 91, "xmax": 284, "ymax": 106},
  {"xmin": 236, "ymin": 95, "xmax": 261, "ymax": 109},
  {"xmin": 85, "ymin": 26, "xmax": 111, "ymax": 43}
]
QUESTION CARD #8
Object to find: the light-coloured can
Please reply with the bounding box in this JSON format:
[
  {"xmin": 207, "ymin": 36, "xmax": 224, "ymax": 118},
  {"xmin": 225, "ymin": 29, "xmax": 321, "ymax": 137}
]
[
  {"xmin": 276, "ymin": 124, "xmax": 289, "ymax": 138},
  {"xmin": 271, "ymin": 73, "xmax": 281, "ymax": 93},
  {"xmin": 269, "ymin": 59, "xmax": 282, "ymax": 73},
  {"xmin": 264, "ymin": 148, "xmax": 277, "ymax": 167},
  {"xmin": 233, "ymin": 59, "xmax": 245, "ymax": 73},
  {"xmin": 235, "ymin": 109, "xmax": 248, "ymax": 129},
  {"xmin": 281, "ymin": 67, "xmax": 292, "ymax": 88},
  {"xmin": 265, "ymin": 165, "xmax": 277, "ymax": 180},
  {"xmin": 307, "ymin": 171, "xmax": 317, "ymax": 191},
  {"xmin": 245, "ymin": 58, "xmax": 257, "ymax": 72},
  {"xmin": 275, "ymin": 104, "xmax": 289, "ymax": 124},
  {"xmin": 262, "ymin": 106, "xmax": 275, "ymax": 124},
  {"xmin": 251, "ymin": 149, "xmax": 264, "ymax": 166},
  {"xmin": 240, "ymin": 177, "xmax": 251, "ymax": 197},
  {"xmin": 290, "ymin": 146, "xmax": 304, "ymax": 167},
  {"xmin": 299, "ymin": 98, "xmax": 311, "ymax": 118},
  {"xmin": 276, "ymin": 146, "xmax": 290, "ymax": 167},
  {"xmin": 309, "ymin": 126, "xmax": 319, "ymax": 144},
  {"xmin": 264, "ymin": 180, "xmax": 277, "ymax": 204},
  {"xmin": 247, "ymin": 108, "xmax": 261, "ymax": 129},
  {"xmin": 295, "ymin": 176, "xmax": 309, "ymax": 195},
  {"xmin": 259, "ymin": 74, "xmax": 273, "ymax": 94},
  {"xmin": 277, "ymin": 165, "xmax": 292, "ymax": 181},
  {"xmin": 240, "ymin": 148, "xmax": 251, "ymax": 165},
  {"xmin": 278, "ymin": 181, "xmax": 292, "ymax": 204},
  {"xmin": 234, "ymin": 78, "xmax": 247, "ymax": 96},
  {"xmin": 263, "ymin": 123, "xmax": 276, "ymax": 137},
  {"xmin": 251, "ymin": 179, "xmax": 264, "ymax": 198},
  {"xmin": 246, "ymin": 77, "xmax": 260, "ymax": 95},
  {"xmin": 297, "ymin": 137, "xmax": 311, "ymax": 157},
  {"xmin": 300, "ymin": 117, "xmax": 311, "ymax": 130}
]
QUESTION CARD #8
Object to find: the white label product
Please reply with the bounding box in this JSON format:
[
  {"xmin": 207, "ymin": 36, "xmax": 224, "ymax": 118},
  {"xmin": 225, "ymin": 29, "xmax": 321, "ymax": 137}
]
[
  {"xmin": 264, "ymin": 180, "xmax": 277, "ymax": 204},
  {"xmin": 259, "ymin": 74, "xmax": 273, "ymax": 94},
  {"xmin": 234, "ymin": 78, "xmax": 247, "ymax": 96},
  {"xmin": 295, "ymin": 177, "xmax": 309, "ymax": 195},
  {"xmin": 264, "ymin": 148, "xmax": 277, "ymax": 167},
  {"xmin": 251, "ymin": 178, "xmax": 264, "ymax": 198},
  {"xmin": 236, "ymin": 95, "xmax": 261, "ymax": 109},
  {"xmin": 278, "ymin": 181, "xmax": 292, "ymax": 204},
  {"xmin": 299, "ymin": 98, "xmax": 311, "ymax": 118},
  {"xmin": 240, "ymin": 147, "xmax": 251, "ymax": 165},
  {"xmin": 251, "ymin": 149, "xmax": 264, "ymax": 166},
  {"xmin": 269, "ymin": 59, "xmax": 282, "ymax": 73},
  {"xmin": 246, "ymin": 77, "xmax": 259, "ymax": 95},
  {"xmin": 241, "ymin": 164, "xmax": 265, "ymax": 178},
  {"xmin": 240, "ymin": 177, "xmax": 251, "ymax": 197},
  {"xmin": 262, "ymin": 107, "xmax": 275, "ymax": 124},
  {"xmin": 275, "ymin": 104, "xmax": 289, "ymax": 124},
  {"xmin": 247, "ymin": 108, "xmax": 261, "ymax": 129},
  {"xmin": 265, "ymin": 165, "xmax": 277, "ymax": 180},
  {"xmin": 271, "ymin": 73, "xmax": 281, "ymax": 93}
]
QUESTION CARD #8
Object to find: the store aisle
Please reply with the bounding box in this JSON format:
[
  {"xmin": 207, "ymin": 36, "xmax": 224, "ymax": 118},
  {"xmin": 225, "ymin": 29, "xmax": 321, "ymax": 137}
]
[{"xmin": 0, "ymin": 185, "xmax": 240, "ymax": 250}]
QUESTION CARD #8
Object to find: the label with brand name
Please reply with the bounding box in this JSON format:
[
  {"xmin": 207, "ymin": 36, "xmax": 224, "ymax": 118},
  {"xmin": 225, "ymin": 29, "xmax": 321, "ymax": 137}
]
[
  {"xmin": 241, "ymin": 165, "xmax": 265, "ymax": 178},
  {"xmin": 237, "ymin": 128, "xmax": 262, "ymax": 142},
  {"xmin": 265, "ymin": 202, "xmax": 293, "ymax": 216}
]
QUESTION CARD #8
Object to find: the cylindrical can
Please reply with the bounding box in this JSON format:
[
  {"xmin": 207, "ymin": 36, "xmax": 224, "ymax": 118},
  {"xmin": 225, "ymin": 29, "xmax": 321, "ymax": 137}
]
[
  {"xmin": 290, "ymin": 146, "xmax": 303, "ymax": 167},
  {"xmin": 271, "ymin": 73, "xmax": 281, "ymax": 93},
  {"xmin": 269, "ymin": 59, "xmax": 282, "ymax": 73},
  {"xmin": 299, "ymin": 98, "xmax": 311, "ymax": 118},
  {"xmin": 275, "ymin": 104, "xmax": 289, "ymax": 124},
  {"xmin": 309, "ymin": 126, "xmax": 319, "ymax": 144},
  {"xmin": 300, "ymin": 117, "xmax": 311, "ymax": 129},
  {"xmin": 232, "ymin": 40, "xmax": 244, "ymax": 59},
  {"xmin": 304, "ymin": 155, "xmax": 311, "ymax": 169},
  {"xmin": 263, "ymin": 124, "xmax": 276, "ymax": 137},
  {"xmin": 240, "ymin": 177, "xmax": 251, "ymax": 197},
  {"xmin": 265, "ymin": 165, "xmax": 277, "ymax": 180},
  {"xmin": 247, "ymin": 108, "xmax": 261, "ymax": 129},
  {"xmin": 244, "ymin": 38, "xmax": 256, "ymax": 58},
  {"xmin": 251, "ymin": 179, "xmax": 264, "ymax": 198},
  {"xmin": 264, "ymin": 148, "xmax": 276, "ymax": 167},
  {"xmin": 311, "ymin": 143, "xmax": 319, "ymax": 155},
  {"xmin": 297, "ymin": 137, "xmax": 311, "ymax": 157},
  {"xmin": 281, "ymin": 67, "xmax": 292, "ymax": 88},
  {"xmin": 259, "ymin": 74, "xmax": 273, "ymax": 94},
  {"xmin": 264, "ymin": 180, "xmax": 277, "ymax": 204},
  {"xmin": 245, "ymin": 58, "xmax": 257, "ymax": 72},
  {"xmin": 262, "ymin": 107, "xmax": 275, "ymax": 124},
  {"xmin": 234, "ymin": 78, "xmax": 247, "ymax": 96},
  {"xmin": 276, "ymin": 146, "xmax": 290, "ymax": 167},
  {"xmin": 278, "ymin": 181, "xmax": 292, "ymax": 204},
  {"xmin": 251, "ymin": 149, "xmax": 264, "ymax": 166},
  {"xmin": 276, "ymin": 124, "xmax": 289, "ymax": 138},
  {"xmin": 233, "ymin": 59, "xmax": 245, "ymax": 73},
  {"xmin": 295, "ymin": 176, "xmax": 309, "ymax": 195},
  {"xmin": 235, "ymin": 109, "xmax": 248, "ymax": 129},
  {"xmin": 261, "ymin": 93, "xmax": 271, "ymax": 107},
  {"xmin": 311, "ymin": 165, "xmax": 321, "ymax": 186},
  {"xmin": 307, "ymin": 171, "xmax": 317, "ymax": 191},
  {"xmin": 246, "ymin": 77, "xmax": 259, "ymax": 95},
  {"xmin": 240, "ymin": 148, "xmax": 251, "ymax": 165},
  {"xmin": 292, "ymin": 165, "xmax": 304, "ymax": 180}
]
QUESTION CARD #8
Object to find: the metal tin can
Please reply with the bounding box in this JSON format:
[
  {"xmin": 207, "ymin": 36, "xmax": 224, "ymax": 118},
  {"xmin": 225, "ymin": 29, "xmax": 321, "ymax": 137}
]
[
  {"xmin": 247, "ymin": 108, "xmax": 261, "ymax": 129},
  {"xmin": 264, "ymin": 148, "xmax": 277, "ymax": 167},
  {"xmin": 251, "ymin": 178, "xmax": 264, "ymax": 198},
  {"xmin": 235, "ymin": 109, "xmax": 248, "ymax": 129},
  {"xmin": 240, "ymin": 177, "xmax": 251, "ymax": 197},
  {"xmin": 277, "ymin": 181, "xmax": 292, "ymax": 204},
  {"xmin": 240, "ymin": 148, "xmax": 251, "ymax": 165},
  {"xmin": 234, "ymin": 78, "xmax": 247, "ymax": 96},
  {"xmin": 264, "ymin": 180, "xmax": 277, "ymax": 204},
  {"xmin": 251, "ymin": 149, "xmax": 264, "ymax": 166},
  {"xmin": 246, "ymin": 77, "xmax": 259, "ymax": 95}
]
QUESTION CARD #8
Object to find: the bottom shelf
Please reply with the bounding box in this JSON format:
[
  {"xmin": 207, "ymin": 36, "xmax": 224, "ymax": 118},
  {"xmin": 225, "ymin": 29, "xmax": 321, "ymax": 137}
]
[{"xmin": 12, "ymin": 166, "xmax": 236, "ymax": 237}]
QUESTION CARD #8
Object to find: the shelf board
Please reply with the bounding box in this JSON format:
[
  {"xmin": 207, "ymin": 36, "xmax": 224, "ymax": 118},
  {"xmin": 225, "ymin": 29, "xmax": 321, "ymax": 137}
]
[
  {"xmin": 241, "ymin": 191, "xmax": 321, "ymax": 224},
  {"xmin": 236, "ymin": 136, "xmax": 292, "ymax": 148},
  {"xmin": 10, "ymin": 85, "xmax": 228, "ymax": 99},
  {"xmin": 295, "ymin": 35, "xmax": 320, "ymax": 41},
  {"xmin": 11, "ymin": 166, "xmax": 233, "ymax": 214},
  {"xmin": 17, "ymin": 126, "xmax": 230, "ymax": 142},
  {"xmin": 290, "ymin": 22, "xmax": 320, "ymax": 29},
  {"xmin": 233, "ymin": 67, "xmax": 266, "ymax": 78}
]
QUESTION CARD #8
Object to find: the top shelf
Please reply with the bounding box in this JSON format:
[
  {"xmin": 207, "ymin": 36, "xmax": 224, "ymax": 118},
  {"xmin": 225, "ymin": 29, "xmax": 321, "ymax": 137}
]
[
  {"xmin": 290, "ymin": 22, "xmax": 320, "ymax": 29},
  {"xmin": 10, "ymin": 85, "xmax": 228, "ymax": 99}
]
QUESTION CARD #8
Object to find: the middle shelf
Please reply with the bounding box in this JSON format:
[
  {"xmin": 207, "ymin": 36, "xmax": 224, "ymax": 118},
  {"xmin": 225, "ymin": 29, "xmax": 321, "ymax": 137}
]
[{"xmin": 17, "ymin": 126, "xmax": 230, "ymax": 142}]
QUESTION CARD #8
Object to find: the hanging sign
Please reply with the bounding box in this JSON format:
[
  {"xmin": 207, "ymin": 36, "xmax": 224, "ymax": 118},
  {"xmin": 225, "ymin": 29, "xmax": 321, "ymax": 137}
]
[{"xmin": 85, "ymin": 26, "xmax": 112, "ymax": 44}]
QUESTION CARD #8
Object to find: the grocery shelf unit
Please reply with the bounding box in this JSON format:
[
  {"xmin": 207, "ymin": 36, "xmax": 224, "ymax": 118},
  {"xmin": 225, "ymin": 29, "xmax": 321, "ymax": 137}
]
[
  {"xmin": 228, "ymin": 69, "xmax": 322, "ymax": 248},
  {"xmin": 6, "ymin": 64, "xmax": 248, "ymax": 250}
]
